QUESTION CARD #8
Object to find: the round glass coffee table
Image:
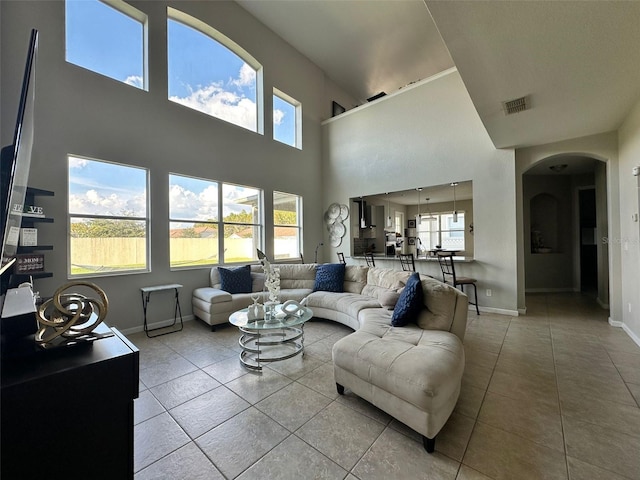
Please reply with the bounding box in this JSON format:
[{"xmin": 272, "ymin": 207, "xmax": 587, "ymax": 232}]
[{"xmin": 228, "ymin": 305, "xmax": 313, "ymax": 371}]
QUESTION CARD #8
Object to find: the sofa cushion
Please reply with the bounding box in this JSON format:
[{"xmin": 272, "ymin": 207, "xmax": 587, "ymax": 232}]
[
  {"xmin": 192, "ymin": 287, "xmax": 232, "ymax": 304},
  {"xmin": 219, "ymin": 265, "xmax": 252, "ymax": 294},
  {"xmin": 391, "ymin": 272, "xmax": 423, "ymax": 327},
  {"xmin": 307, "ymin": 291, "xmax": 381, "ymax": 319},
  {"xmin": 343, "ymin": 265, "xmax": 369, "ymax": 294},
  {"xmin": 378, "ymin": 291, "xmax": 401, "ymax": 310},
  {"xmin": 314, "ymin": 263, "xmax": 346, "ymax": 292},
  {"xmin": 416, "ymin": 277, "xmax": 458, "ymax": 332},
  {"xmin": 277, "ymin": 264, "xmax": 318, "ymax": 290}
]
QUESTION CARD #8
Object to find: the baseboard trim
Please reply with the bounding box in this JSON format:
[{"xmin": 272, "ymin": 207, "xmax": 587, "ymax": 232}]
[
  {"xmin": 518, "ymin": 307, "xmax": 527, "ymax": 315},
  {"xmin": 476, "ymin": 306, "xmax": 519, "ymax": 317},
  {"xmin": 524, "ymin": 288, "xmax": 575, "ymax": 293},
  {"xmin": 608, "ymin": 317, "xmax": 623, "ymax": 328},
  {"xmin": 621, "ymin": 322, "xmax": 640, "ymax": 348},
  {"xmin": 118, "ymin": 315, "xmax": 195, "ymax": 336}
]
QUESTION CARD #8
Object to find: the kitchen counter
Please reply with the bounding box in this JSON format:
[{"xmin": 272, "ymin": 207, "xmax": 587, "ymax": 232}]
[{"xmin": 351, "ymin": 254, "xmax": 474, "ymax": 263}]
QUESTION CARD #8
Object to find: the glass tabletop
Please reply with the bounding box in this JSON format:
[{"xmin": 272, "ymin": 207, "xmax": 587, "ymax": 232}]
[{"xmin": 229, "ymin": 305, "xmax": 313, "ymax": 330}]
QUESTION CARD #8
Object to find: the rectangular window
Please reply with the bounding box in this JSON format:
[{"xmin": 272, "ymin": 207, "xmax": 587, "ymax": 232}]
[
  {"xmin": 273, "ymin": 88, "xmax": 301, "ymax": 149},
  {"xmin": 223, "ymin": 183, "xmax": 262, "ymax": 263},
  {"xmin": 273, "ymin": 191, "xmax": 302, "ymax": 260},
  {"xmin": 65, "ymin": 0, "xmax": 147, "ymax": 89},
  {"xmin": 68, "ymin": 156, "xmax": 149, "ymax": 276},
  {"xmin": 169, "ymin": 174, "xmax": 219, "ymax": 268},
  {"xmin": 417, "ymin": 212, "xmax": 465, "ymax": 252},
  {"xmin": 169, "ymin": 175, "xmax": 263, "ymax": 267}
]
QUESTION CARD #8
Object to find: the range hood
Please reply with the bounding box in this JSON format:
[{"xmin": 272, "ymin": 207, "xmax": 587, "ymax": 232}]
[{"xmin": 358, "ymin": 201, "xmax": 376, "ymax": 228}]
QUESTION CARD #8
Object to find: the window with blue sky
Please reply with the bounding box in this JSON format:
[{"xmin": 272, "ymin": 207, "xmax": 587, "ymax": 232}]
[
  {"xmin": 167, "ymin": 8, "xmax": 261, "ymax": 132},
  {"xmin": 65, "ymin": 0, "xmax": 147, "ymax": 89},
  {"xmin": 273, "ymin": 89, "xmax": 301, "ymax": 149},
  {"xmin": 68, "ymin": 156, "xmax": 149, "ymax": 276},
  {"xmin": 169, "ymin": 174, "xmax": 263, "ymax": 266}
]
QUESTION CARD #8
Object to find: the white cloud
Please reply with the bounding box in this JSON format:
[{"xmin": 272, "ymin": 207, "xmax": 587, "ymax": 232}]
[
  {"xmin": 69, "ymin": 156, "xmax": 88, "ymax": 169},
  {"xmin": 231, "ymin": 63, "xmax": 256, "ymax": 88},
  {"xmin": 169, "ymin": 184, "xmax": 218, "ymax": 221},
  {"xmin": 69, "ymin": 188, "xmax": 146, "ymax": 217},
  {"xmin": 124, "ymin": 75, "xmax": 143, "ymax": 89},
  {"xmin": 273, "ymin": 109, "xmax": 285, "ymax": 126},
  {"xmin": 170, "ymin": 64, "xmax": 257, "ymax": 130}
]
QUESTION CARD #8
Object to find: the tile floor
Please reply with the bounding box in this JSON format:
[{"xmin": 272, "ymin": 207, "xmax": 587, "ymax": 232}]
[{"xmin": 129, "ymin": 293, "xmax": 640, "ymax": 479}]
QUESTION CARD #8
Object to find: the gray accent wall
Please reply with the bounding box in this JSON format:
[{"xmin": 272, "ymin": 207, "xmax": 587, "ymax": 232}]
[{"xmin": 0, "ymin": 0, "xmax": 353, "ymax": 332}]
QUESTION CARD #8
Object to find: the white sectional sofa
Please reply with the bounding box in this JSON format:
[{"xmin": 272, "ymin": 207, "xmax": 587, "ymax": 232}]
[{"xmin": 192, "ymin": 263, "xmax": 467, "ymax": 453}]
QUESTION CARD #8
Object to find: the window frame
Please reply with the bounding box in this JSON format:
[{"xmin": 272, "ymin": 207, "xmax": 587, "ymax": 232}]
[
  {"xmin": 221, "ymin": 182, "xmax": 264, "ymax": 265},
  {"xmin": 169, "ymin": 174, "xmax": 265, "ymax": 269},
  {"xmin": 273, "ymin": 191, "xmax": 303, "ymax": 261},
  {"xmin": 168, "ymin": 173, "xmax": 219, "ymax": 269},
  {"xmin": 417, "ymin": 211, "xmax": 466, "ymax": 253},
  {"xmin": 167, "ymin": 7, "xmax": 264, "ymax": 134},
  {"xmin": 68, "ymin": 155, "xmax": 150, "ymax": 278},
  {"xmin": 65, "ymin": 0, "xmax": 149, "ymax": 90},
  {"xmin": 273, "ymin": 88, "xmax": 302, "ymax": 149}
]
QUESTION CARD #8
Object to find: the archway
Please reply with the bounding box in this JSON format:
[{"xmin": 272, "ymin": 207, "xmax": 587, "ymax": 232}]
[{"xmin": 521, "ymin": 154, "xmax": 609, "ymax": 307}]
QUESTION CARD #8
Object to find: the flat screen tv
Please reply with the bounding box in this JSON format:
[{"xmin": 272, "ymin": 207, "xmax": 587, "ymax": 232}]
[{"xmin": 1, "ymin": 29, "xmax": 39, "ymax": 295}]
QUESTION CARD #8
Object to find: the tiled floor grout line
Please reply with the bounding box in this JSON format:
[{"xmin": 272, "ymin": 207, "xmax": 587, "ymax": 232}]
[
  {"xmin": 456, "ymin": 314, "xmax": 510, "ymax": 480},
  {"xmin": 549, "ymin": 314, "xmax": 572, "ymax": 480}
]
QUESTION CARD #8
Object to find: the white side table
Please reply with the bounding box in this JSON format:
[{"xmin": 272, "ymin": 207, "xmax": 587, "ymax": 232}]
[{"xmin": 140, "ymin": 284, "xmax": 184, "ymax": 338}]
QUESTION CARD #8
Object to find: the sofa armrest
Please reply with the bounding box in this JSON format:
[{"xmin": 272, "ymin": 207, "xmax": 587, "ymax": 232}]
[
  {"xmin": 450, "ymin": 291, "xmax": 468, "ymax": 342},
  {"xmin": 193, "ymin": 287, "xmax": 232, "ymax": 305}
]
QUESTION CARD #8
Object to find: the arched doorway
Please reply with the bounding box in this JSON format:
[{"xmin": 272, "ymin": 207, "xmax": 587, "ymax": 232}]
[{"xmin": 522, "ymin": 154, "xmax": 609, "ymax": 307}]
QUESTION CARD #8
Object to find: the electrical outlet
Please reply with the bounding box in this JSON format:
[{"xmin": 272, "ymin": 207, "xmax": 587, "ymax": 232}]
[{"xmin": 486, "ymin": 289, "xmax": 492, "ymax": 297}]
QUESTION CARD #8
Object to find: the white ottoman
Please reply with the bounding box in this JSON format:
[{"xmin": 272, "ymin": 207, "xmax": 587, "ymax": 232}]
[{"xmin": 332, "ymin": 321, "xmax": 465, "ymax": 453}]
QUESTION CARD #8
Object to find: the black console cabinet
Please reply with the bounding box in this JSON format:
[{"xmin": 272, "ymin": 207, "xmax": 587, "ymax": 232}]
[{"xmin": 1, "ymin": 326, "xmax": 139, "ymax": 479}]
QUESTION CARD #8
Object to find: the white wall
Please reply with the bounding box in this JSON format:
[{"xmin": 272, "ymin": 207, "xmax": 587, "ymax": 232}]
[
  {"xmin": 618, "ymin": 98, "xmax": 640, "ymax": 343},
  {"xmin": 0, "ymin": 0, "xmax": 352, "ymax": 331},
  {"xmin": 322, "ymin": 70, "xmax": 518, "ymax": 314}
]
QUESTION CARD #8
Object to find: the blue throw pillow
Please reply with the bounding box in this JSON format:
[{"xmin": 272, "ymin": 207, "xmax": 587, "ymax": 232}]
[
  {"xmin": 391, "ymin": 272, "xmax": 423, "ymax": 327},
  {"xmin": 314, "ymin": 263, "xmax": 345, "ymax": 293},
  {"xmin": 219, "ymin": 265, "xmax": 252, "ymax": 294}
]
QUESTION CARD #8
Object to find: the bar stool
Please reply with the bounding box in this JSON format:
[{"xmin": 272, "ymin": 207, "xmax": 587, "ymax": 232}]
[
  {"xmin": 437, "ymin": 253, "xmax": 479, "ymax": 315},
  {"xmin": 364, "ymin": 252, "xmax": 375, "ymax": 267},
  {"xmin": 399, "ymin": 253, "xmax": 415, "ymax": 272}
]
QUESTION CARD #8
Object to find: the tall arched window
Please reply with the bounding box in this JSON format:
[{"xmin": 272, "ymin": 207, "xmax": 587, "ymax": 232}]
[{"xmin": 167, "ymin": 8, "xmax": 263, "ymax": 133}]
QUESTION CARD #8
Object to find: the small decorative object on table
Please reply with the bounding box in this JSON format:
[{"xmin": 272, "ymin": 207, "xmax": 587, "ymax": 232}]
[
  {"xmin": 35, "ymin": 280, "xmax": 111, "ymax": 347},
  {"xmin": 247, "ymin": 294, "xmax": 264, "ymax": 321},
  {"xmin": 257, "ymin": 249, "xmax": 280, "ymax": 303}
]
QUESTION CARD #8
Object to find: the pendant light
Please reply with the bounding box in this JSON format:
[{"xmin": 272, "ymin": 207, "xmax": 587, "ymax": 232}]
[
  {"xmin": 416, "ymin": 188, "xmax": 422, "ymax": 226},
  {"xmin": 451, "ymin": 182, "xmax": 459, "ymax": 223},
  {"xmin": 386, "ymin": 193, "xmax": 392, "ymax": 228},
  {"xmin": 360, "ymin": 197, "xmax": 366, "ymax": 228},
  {"xmin": 424, "ymin": 197, "xmax": 436, "ymax": 222}
]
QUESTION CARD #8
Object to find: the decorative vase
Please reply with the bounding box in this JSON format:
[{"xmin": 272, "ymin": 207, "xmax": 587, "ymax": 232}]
[{"xmin": 264, "ymin": 301, "xmax": 278, "ymax": 322}]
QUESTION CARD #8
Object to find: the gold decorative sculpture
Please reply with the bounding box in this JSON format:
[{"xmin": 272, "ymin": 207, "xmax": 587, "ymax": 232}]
[{"xmin": 35, "ymin": 281, "xmax": 109, "ymax": 345}]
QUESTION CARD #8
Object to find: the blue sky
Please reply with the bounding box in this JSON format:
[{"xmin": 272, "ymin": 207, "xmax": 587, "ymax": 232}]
[{"xmin": 66, "ymin": 0, "xmax": 295, "ymax": 216}]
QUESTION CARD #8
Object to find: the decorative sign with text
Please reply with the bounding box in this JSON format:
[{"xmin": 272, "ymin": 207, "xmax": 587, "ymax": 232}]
[
  {"xmin": 15, "ymin": 253, "xmax": 45, "ymax": 273},
  {"xmin": 12, "ymin": 203, "xmax": 45, "ymax": 217}
]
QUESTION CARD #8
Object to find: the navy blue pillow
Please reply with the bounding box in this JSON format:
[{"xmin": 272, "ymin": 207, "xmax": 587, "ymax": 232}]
[
  {"xmin": 391, "ymin": 273, "xmax": 423, "ymax": 327},
  {"xmin": 314, "ymin": 263, "xmax": 345, "ymax": 293},
  {"xmin": 219, "ymin": 265, "xmax": 252, "ymax": 294}
]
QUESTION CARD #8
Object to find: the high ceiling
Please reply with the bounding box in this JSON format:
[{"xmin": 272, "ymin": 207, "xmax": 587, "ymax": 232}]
[{"xmin": 236, "ymin": 0, "xmax": 640, "ymax": 150}]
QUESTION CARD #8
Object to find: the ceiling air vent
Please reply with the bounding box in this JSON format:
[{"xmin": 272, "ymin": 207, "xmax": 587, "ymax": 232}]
[{"xmin": 503, "ymin": 96, "xmax": 529, "ymax": 115}]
